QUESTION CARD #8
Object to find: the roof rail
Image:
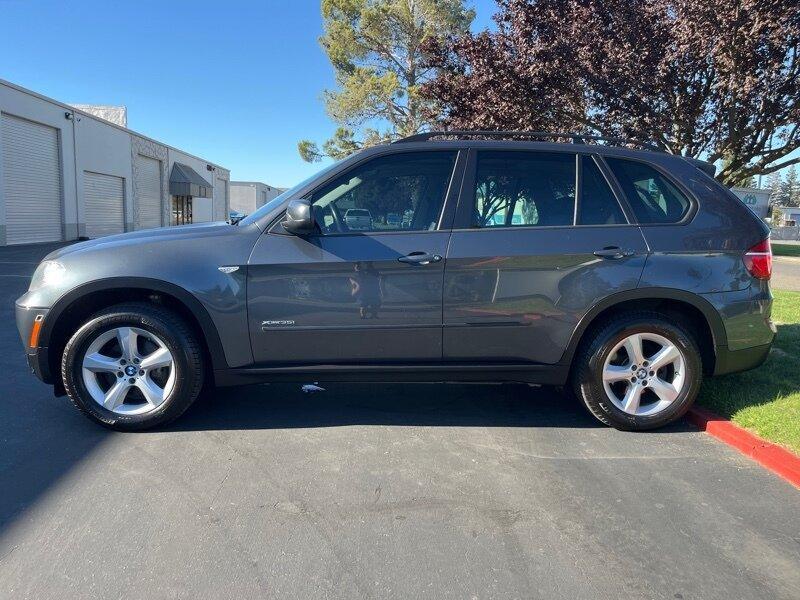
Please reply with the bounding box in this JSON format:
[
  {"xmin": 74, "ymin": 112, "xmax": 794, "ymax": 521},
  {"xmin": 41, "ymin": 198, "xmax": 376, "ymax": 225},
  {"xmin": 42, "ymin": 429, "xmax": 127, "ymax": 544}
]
[{"xmin": 393, "ymin": 130, "xmax": 665, "ymax": 153}]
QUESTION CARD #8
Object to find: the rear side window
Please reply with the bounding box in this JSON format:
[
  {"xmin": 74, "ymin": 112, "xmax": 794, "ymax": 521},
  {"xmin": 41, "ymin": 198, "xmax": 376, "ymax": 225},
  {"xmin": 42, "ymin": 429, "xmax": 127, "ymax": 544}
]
[
  {"xmin": 606, "ymin": 158, "xmax": 691, "ymax": 224},
  {"xmin": 579, "ymin": 156, "xmax": 626, "ymax": 225},
  {"xmin": 472, "ymin": 152, "xmax": 576, "ymax": 228}
]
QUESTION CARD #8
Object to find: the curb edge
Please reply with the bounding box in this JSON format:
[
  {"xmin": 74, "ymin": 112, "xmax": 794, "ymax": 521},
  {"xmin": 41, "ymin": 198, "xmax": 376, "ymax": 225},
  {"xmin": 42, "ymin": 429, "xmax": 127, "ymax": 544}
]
[{"xmin": 686, "ymin": 406, "xmax": 800, "ymax": 489}]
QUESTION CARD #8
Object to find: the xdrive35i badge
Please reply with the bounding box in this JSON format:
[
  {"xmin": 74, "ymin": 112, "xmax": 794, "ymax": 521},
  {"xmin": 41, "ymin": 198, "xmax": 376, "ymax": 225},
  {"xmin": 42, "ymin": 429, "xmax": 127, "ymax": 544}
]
[{"xmin": 262, "ymin": 320, "xmax": 296, "ymax": 329}]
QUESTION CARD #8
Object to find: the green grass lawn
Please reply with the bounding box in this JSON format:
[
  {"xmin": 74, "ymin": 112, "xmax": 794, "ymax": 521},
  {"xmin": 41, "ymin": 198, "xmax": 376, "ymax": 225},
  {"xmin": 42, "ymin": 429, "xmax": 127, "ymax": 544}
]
[
  {"xmin": 698, "ymin": 290, "xmax": 800, "ymax": 454},
  {"xmin": 772, "ymin": 243, "xmax": 800, "ymax": 258}
]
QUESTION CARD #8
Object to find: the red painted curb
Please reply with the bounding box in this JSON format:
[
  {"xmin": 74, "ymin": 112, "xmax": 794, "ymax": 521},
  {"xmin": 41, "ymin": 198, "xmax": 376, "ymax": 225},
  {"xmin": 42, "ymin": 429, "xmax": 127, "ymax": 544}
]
[{"xmin": 686, "ymin": 406, "xmax": 800, "ymax": 489}]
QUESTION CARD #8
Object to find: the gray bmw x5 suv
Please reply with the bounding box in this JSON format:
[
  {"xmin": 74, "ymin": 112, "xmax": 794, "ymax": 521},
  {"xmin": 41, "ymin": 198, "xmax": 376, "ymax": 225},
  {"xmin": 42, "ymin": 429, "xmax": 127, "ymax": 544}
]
[{"xmin": 16, "ymin": 132, "xmax": 775, "ymax": 431}]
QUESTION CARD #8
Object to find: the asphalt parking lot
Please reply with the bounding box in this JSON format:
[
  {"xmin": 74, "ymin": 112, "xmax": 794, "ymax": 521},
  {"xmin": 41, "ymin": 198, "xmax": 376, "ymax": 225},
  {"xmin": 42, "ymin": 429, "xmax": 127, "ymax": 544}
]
[{"xmin": 1, "ymin": 243, "xmax": 798, "ymax": 600}]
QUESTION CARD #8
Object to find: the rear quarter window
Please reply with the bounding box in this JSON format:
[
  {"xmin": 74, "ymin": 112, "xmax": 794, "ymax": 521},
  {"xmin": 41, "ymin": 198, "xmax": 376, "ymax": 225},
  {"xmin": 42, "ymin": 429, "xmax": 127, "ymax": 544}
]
[{"xmin": 606, "ymin": 158, "xmax": 691, "ymax": 224}]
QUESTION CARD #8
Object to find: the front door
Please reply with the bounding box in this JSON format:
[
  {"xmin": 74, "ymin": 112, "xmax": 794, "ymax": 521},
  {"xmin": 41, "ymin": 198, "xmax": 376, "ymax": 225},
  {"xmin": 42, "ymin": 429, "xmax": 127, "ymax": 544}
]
[
  {"xmin": 443, "ymin": 149, "xmax": 649, "ymax": 364},
  {"xmin": 247, "ymin": 150, "xmax": 463, "ymax": 365}
]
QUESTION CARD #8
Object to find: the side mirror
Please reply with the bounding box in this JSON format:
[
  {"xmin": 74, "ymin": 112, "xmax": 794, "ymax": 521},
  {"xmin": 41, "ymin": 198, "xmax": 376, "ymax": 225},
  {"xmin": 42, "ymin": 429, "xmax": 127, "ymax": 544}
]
[{"xmin": 281, "ymin": 199, "xmax": 315, "ymax": 234}]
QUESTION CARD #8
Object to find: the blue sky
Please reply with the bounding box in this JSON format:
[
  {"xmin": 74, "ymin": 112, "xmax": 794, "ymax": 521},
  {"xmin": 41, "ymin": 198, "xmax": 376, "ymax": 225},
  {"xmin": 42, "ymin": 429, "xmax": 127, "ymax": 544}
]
[{"xmin": 0, "ymin": 0, "xmax": 497, "ymax": 188}]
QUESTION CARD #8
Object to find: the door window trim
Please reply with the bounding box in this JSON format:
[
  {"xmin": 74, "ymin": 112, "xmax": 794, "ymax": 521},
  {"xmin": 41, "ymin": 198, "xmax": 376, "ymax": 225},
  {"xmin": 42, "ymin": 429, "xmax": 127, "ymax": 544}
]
[
  {"xmin": 451, "ymin": 148, "xmax": 635, "ymax": 232},
  {"xmin": 267, "ymin": 148, "xmax": 468, "ymax": 237}
]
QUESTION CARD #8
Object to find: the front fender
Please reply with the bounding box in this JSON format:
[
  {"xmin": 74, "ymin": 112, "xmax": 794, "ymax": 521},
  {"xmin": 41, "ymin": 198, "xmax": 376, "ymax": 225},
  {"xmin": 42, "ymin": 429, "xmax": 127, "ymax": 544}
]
[{"xmin": 38, "ymin": 277, "xmax": 237, "ymax": 371}]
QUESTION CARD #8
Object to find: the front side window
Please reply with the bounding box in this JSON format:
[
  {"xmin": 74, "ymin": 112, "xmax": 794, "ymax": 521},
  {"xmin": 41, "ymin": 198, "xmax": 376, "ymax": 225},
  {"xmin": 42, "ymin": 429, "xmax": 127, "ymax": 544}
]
[
  {"xmin": 472, "ymin": 152, "xmax": 576, "ymax": 228},
  {"xmin": 309, "ymin": 151, "xmax": 457, "ymax": 234},
  {"xmin": 605, "ymin": 158, "xmax": 691, "ymax": 224}
]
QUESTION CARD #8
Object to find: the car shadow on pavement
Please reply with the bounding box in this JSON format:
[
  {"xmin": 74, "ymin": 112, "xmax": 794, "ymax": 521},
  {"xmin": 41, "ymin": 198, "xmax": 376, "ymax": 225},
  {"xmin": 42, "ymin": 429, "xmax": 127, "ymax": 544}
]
[{"xmin": 168, "ymin": 381, "xmax": 695, "ymax": 433}]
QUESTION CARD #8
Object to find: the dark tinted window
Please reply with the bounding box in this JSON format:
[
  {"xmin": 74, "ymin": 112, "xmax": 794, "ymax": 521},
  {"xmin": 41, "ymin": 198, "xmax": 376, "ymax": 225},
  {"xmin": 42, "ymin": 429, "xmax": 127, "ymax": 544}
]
[
  {"xmin": 606, "ymin": 158, "xmax": 691, "ymax": 224},
  {"xmin": 473, "ymin": 152, "xmax": 576, "ymax": 228},
  {"xmin": 579, "ymin": 156, "xmax": 626, "ymax": 225},
  {"xmin": 310, "ymin": 151, "xmax": 456, "ymax": 233}
]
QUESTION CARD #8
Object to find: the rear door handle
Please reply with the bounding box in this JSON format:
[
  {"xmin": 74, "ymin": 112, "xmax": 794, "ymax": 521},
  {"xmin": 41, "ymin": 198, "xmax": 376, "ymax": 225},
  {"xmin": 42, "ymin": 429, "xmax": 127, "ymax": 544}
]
[
  {"xmin": 398, "ymin": 252, "xmax": 442, "ymax": 265},
  {"xmin": 593, "ymin": 247, "xmax": 634, "ymax": 260}
]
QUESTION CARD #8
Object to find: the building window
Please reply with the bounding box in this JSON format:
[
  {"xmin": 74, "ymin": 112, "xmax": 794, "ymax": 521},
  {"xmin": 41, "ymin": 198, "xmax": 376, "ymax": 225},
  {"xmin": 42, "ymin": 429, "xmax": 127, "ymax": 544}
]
[{"xmin": 171, "ymin": 195, "xmax": 193, "ymax": 225}]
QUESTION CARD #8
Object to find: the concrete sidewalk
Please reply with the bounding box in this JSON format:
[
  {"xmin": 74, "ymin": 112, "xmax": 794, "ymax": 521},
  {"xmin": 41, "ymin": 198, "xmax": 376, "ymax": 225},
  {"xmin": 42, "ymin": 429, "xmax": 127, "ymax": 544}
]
[{"xmin": 773, "ymin": 256, "xmax": 800, "ymax": 291}]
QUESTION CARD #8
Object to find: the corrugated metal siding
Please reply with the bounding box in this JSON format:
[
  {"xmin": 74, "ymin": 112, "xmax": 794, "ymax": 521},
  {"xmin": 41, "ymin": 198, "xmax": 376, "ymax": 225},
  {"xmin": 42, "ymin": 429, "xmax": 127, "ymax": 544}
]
[
  {"xmin": 215, "ymin": 177, "xmax": 228, "ymax": 221},
  {"xmin": 1, "ymin": 113, "xmax": 63, "ymax": 244},
  {"xmin": 136, "ymin": 155, "xmax": 161, "ymax": 229},
  {"xmin": 84, "ymin": 171, "xmax": 124, "ymax": 238}
]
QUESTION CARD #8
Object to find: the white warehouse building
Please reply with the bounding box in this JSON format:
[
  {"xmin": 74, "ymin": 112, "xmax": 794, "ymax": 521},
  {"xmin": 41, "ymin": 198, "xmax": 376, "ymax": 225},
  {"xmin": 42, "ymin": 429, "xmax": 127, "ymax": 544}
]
[
  {"xmin": 230, "ymin": 181, "xmax": 282, "ymax": 216},
  {"xmin": 0, "ymin": 79, "xmax": 230, "ymax": 245}
]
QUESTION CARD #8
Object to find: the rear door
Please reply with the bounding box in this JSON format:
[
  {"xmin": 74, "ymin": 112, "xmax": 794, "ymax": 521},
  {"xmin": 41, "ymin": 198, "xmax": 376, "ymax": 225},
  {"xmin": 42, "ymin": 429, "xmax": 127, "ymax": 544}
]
[
  {"xmin": 443, "ymin": 149, "xmax": 649, "ymax": 364},
  {"xmin": 247, "ymin": 149, "xmax": 464, "ymax": 365}
]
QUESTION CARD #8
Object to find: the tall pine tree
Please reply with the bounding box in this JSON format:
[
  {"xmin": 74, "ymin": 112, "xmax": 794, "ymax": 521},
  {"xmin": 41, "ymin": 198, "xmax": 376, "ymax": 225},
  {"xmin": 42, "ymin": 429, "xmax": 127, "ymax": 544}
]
[
  {"xmin": 298, "ymin": 0, "xmax": 474, "ymax": 162},
  {"xmin": 781, "ymin": 167, "xmax": 800, "ymax": 207}
]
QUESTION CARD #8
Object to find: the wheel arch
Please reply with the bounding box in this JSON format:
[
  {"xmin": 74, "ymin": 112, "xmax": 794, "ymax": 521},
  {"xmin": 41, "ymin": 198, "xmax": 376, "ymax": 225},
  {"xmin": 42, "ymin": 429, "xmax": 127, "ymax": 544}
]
[
  {"xmin": 561, "ymin": 287, "xmax": 725, "ymax": 375},
  {"xmin": 41, "ymin": 278, "xmax": 228, "ymax": 389}
]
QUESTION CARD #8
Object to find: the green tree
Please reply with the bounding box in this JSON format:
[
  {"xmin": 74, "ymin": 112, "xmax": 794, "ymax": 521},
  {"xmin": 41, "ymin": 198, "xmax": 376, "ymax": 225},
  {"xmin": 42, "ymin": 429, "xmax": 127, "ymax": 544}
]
[
  {"xmin": 298, "ymin": 0, "xmax": 474, "ymax": 162},
  {"xmin": 767, "ymin": 172, "xmax": 786, "ymax": 206},
  {"xmin": 782, "ymin": 166, "xmax": 800, "ymax": 207},
  {"xmin": 771, "ymin": 203, "xmax": 784, "ymax": 225}
]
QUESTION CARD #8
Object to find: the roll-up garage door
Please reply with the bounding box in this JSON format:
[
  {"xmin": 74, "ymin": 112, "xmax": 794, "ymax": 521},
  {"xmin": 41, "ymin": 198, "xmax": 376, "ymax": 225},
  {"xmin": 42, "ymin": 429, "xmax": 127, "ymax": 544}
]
[
  {"xmin": 216, "ymin": 178, "xmax": 228, "ymax": 220},
  {"xmin": 136, "ymin": 155, "xmax": 161, "ymax": 229},
  {"xmin": 84, "ymin": 172, "xmax": 124, "ymax": 238},
  {"xmin": 1, "ymin": 113, "xmax": 63, "ymax": 244}
]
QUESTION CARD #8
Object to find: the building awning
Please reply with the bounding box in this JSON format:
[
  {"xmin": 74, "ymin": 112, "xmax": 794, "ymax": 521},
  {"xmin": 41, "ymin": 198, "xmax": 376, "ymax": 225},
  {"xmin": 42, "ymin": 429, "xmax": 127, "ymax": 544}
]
[{"xmin": 169, "ymin": 162, "xmax": 213, "ymax": 198}]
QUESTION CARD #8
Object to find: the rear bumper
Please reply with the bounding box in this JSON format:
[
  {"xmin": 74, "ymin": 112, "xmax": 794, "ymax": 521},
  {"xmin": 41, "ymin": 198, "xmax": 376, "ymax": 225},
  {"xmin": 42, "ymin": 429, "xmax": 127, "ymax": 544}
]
[{"xmin": 713, "ymin": 342, "xmax": 772, "ymax": 376}]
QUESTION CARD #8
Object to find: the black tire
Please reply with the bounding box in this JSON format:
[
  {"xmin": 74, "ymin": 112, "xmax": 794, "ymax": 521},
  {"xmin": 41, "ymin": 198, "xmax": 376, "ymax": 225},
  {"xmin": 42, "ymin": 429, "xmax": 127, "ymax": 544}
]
[
  {"xmin": 61, "ymin": 303, "xmax": 204, "ymax": 431},
  {"xmin": 572, "ymin": 311, "xmax": 702, "ymax": 431}
]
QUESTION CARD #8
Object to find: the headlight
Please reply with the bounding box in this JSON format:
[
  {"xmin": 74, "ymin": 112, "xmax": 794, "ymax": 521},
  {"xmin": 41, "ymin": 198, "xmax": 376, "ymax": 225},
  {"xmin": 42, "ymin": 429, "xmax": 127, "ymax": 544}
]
[{"xmin": 29, "ymin": 260, "xmax": 67, "ymax": 291}]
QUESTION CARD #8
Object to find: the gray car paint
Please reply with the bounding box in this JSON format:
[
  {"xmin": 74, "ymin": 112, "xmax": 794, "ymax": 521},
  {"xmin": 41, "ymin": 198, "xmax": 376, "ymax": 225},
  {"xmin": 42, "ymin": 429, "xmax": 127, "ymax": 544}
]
[
  {"xmin": 16, "ymin": 139, "xmax": 774, "ymax": 390},
  {"xmin": 17, "ymin": 222, "xmax": 258, "ymax": 368},
  {"xmin": 247, "ymin": 230, "xmax": 449, "ymax": 363},
  {"xmin": 442, "ymin": 225, "xmax": 649, "ymax": 364}
]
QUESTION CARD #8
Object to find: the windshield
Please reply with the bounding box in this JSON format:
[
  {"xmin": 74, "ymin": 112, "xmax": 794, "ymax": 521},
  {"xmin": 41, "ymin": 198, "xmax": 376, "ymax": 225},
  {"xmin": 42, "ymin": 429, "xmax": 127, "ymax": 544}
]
[{"xmin": 238, "ymin": 159, "xmax": 345, "ymax": 227}]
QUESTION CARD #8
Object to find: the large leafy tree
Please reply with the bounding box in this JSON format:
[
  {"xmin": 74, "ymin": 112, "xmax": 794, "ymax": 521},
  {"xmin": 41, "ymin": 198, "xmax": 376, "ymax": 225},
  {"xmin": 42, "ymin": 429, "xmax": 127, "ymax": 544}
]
[
  {"xmin": 299, "ymin": 0, "xmax": 474, "ymax": 162},
  {"xmin": 421, "ymin": 0, "xmax": 800, "ymax": 185}
]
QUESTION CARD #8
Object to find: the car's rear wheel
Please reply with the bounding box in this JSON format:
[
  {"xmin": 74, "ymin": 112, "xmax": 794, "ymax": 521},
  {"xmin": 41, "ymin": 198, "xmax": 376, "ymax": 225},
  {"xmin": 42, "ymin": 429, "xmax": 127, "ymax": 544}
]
[
  {"xmin": 572, "ymin": 312, "xmax": 702, "ymax": 430},
  {"xmin": 61, "ymin": 303, "xmax": 204, "ymax": 431}
]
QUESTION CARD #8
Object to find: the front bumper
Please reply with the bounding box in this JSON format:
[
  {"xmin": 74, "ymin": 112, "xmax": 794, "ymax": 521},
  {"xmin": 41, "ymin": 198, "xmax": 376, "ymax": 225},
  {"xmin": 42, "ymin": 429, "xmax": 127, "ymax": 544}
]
[
  {"xmin": 15, "ymin": 303, "xmax": 53, "ymax": 384},
  {"xmin": 25, "ymin": 347, "xmax": 53, "ymax": 384}
]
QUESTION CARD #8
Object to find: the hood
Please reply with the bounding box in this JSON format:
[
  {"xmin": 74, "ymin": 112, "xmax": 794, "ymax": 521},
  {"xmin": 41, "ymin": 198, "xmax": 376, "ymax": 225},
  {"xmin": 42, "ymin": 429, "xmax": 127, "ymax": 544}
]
[{"xmin": 44, "ymin": 222, "xmax": 235, "ymax": 261}]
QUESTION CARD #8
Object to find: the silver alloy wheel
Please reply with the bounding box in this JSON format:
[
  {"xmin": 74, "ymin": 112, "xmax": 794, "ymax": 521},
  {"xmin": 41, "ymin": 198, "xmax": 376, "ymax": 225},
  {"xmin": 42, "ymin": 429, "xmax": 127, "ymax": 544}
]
[
  {"xmin": 81, "ymin": 326, "xmax": 176, "ymax": 415},
  {"xmin": 601, "ymin": 332, "xmax": 686, "ymax": 417}
]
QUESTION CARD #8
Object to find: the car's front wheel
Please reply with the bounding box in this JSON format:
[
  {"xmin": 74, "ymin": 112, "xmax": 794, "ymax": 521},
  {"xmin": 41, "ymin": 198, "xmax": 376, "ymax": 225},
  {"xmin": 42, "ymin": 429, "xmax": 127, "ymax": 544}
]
[
  {"xmin": 572, "ymin": 312, "xmax": 702, "ymax": 431},
  {"xmin": 61, "ymin": 303, "xmax": 204, "ymax": 431}
]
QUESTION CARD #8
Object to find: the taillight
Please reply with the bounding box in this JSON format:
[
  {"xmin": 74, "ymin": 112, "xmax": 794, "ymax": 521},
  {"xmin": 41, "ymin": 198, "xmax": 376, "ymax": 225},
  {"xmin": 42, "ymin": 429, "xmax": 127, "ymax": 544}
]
[{"xmin": 743, "ymin": 238, "xmax": 772, "ymax": 280}]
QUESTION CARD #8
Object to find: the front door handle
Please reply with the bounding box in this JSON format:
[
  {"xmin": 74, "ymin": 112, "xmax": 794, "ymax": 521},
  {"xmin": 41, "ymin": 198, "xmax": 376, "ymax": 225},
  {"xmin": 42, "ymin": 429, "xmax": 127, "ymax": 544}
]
[
  {"xmin": 398, "ymin": 252, "xmax": 442, "ymax": 265},
  {"xmin": 593, "ymin": 247, "xmax": 634, "ymax": 260}
]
